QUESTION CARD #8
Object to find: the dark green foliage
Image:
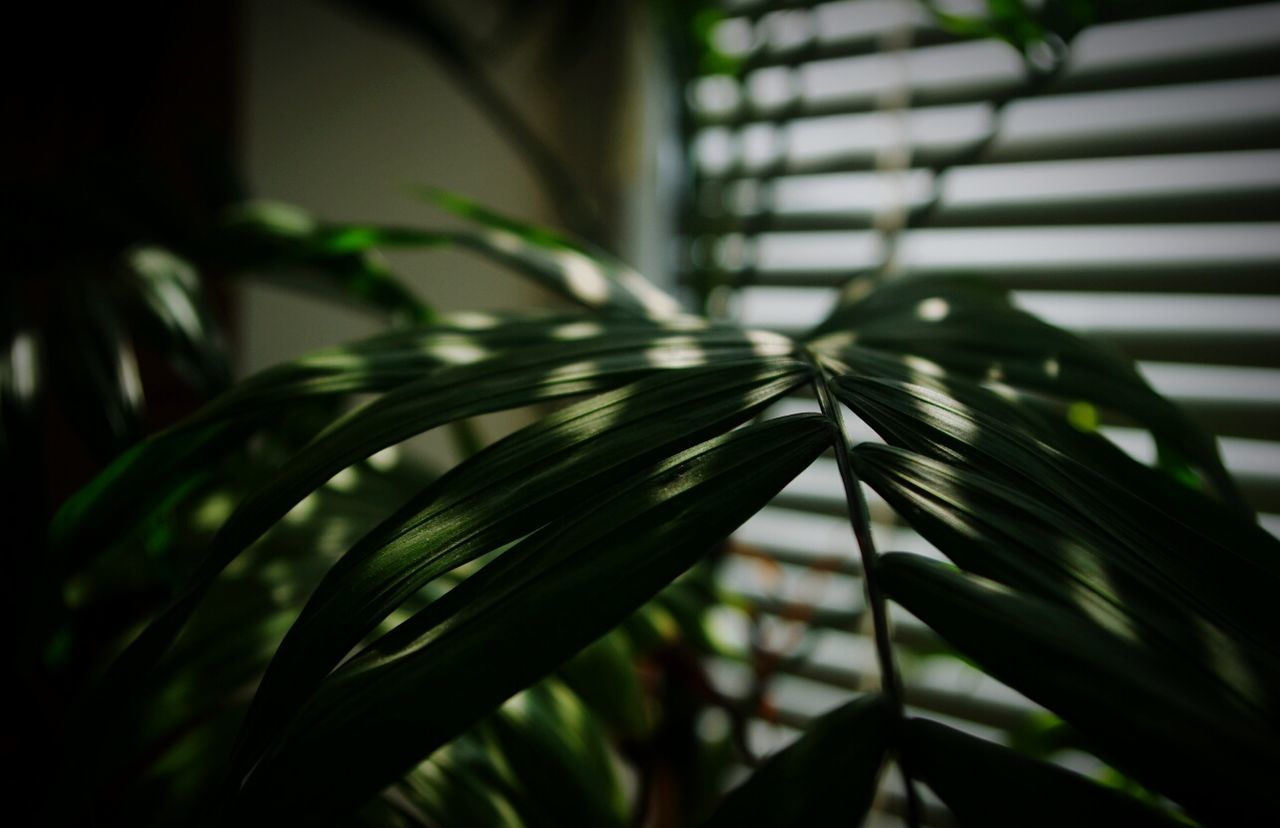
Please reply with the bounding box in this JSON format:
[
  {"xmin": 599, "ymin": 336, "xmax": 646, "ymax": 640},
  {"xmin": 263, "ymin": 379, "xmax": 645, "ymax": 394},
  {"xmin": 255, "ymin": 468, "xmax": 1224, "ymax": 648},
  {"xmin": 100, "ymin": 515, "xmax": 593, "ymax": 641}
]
[
  {"xmin": 19, "ymin": 1, "xmax": 1272, "ymax": 823},
  {"xmin": 26, "ymin": 187, "xmax": 1275, "ymax": 826},
  {"xmin": 229, "ymin": 359, "xmax": 812, "ymax": 779},
  {"xmin": 27, "ymin": 199, "xmax": 1269, "ymax": 824},
  {"xmin": 924, "ymin": 0, "xmax": 1252, "ymax": 57},
  {"xmin": 812, "ymin": 275, "xmax": 1244, "ymax": 509},
  {"xmin": 701, "ymin": 694, "xmax": 891, "ymax": 827},
  {"xmin": 880, "ymin": 554, "xmax": 1280, "ymax": 824},
  {"xmin": 905, "ymin": 718, "xmax": 1183, "ymax": 827}
]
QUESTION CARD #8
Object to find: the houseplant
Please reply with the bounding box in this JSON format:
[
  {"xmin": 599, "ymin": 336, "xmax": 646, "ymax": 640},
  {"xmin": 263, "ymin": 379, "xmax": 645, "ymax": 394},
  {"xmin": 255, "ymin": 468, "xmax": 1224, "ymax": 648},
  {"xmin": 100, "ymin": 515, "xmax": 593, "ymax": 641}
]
[
  {"xmin": 17, "ymin": 190, "xmax": 1277, "ymax": 825},
  {"xmin": 9, "ymin": 0, "xmax": 1278, "ymax": 823}
]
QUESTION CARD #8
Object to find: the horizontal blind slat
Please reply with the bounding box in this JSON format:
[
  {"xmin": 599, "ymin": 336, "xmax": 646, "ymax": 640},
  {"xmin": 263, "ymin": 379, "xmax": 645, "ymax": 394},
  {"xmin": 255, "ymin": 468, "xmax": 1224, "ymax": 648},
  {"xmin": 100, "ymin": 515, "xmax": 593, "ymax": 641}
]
[
  {"xmin": 772, "ymin": 442, "xmax": 1280, "ymax": 515},
  {"xmin": 694, "ymin": 76, "xmax": 1280, "ymax": 176},
  {"xmin": 693, "ymin": 150, "xmax": 1280, "ymax": 230},
  {"xmin": 690, "ymin": 224, "xmax": 1280, "ymax": 295},
  {"xmin": 733, "ymin": 286, "xmax": 1280, "ymax": 360},
  {"xmin": 702, "ymin": 1, "xmax": 1279, "ymax": 80},
  {"xmin": 696, "ymin": 4, "xmax": 1280, "ymax": 810}
]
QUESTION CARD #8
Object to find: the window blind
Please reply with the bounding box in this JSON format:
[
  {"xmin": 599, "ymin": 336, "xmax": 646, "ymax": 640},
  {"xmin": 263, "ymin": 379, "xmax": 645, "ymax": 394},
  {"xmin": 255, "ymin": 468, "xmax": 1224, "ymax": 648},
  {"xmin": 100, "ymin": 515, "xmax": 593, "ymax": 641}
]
[{"xmin": 681, "ymin": 2, "xmax": 1280, "ymax": 823}]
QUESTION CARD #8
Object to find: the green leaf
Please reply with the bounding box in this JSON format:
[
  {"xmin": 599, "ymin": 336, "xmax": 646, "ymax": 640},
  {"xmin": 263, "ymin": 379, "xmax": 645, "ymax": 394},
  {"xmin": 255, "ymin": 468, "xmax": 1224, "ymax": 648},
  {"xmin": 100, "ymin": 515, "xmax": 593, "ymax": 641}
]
[
  {"xmin": 418, "ymin": 187, "xmax": 681, "ymax": 318},
  {"xmin": 230, "ymin": 413, "xmax": 833, "ymax": 818},
  {"xmin": 924, "ymin": 0, "xmax": 1065, "ymax": 55},
  {"xmin": 207, "ymin": 326, "xmax": 795, "ymax": 595},
  {"xmin": 811, "ymin": 275, "xmax": 1243, "ymax": 510},
  {"xmin": 924, "ymin": 0, "xmax": 1243, "ymax": 55},
  {"xmin": 395, "ymin": 733, "xmax": 528, "ymax": 828},
  {"xmin": 831, "ymin": 349, "xmax": 1273, "ymax": 579},
  {"xmin": 118, "ymin": 245, "xmax": 231, "ymax": 395},
  {"xmin": 73, "ymin": 323, "xmax": 796, "ymax": 790},
  {"xmin": 52, "ymin": 280, "xmax": 147, "ymax": 458},
  {"xmin": 52, "ymin": 313, "xmax": 752, "ymax": 554},
  {"xmin": 230, "ymin": 358, "xmax": 811, "ymax": 773},
  {"xmin": 851, "ymin": 435, "xmax": 1280, "ymax": 719},
  {"xmin": 812, "ymin": 276, "xmax": 1011, "ymax": 334},
  {"xmin": 220, "ymin": 193, "xmax": 680, "ymax": 320},
  {"xmin": 394, "ymin": 737, "xmax": 524, "ymax": 824},
  {"xmin": 701, "ymin": 693, "xmax": 892, "ymax": 828},
  {"xmin": 557, "ymin": 630, "xmax": 650, "ymax": 739},
  {"xmin": 0, "ymin": 313, "xmax": 44, "ymax": 474},
  {"xmin": 52, "ymin": 313, "xmax": 506, "ymax": 556},
  {"xmin": 216, "ymin": 200, "xmax": 435, "ymax": 323},
  {"xmin": 879, "ymin": 552, "xmax": 1280, "ymax": 825},
  {"xmin": 1, "ymin": 305, "xmax": 58, "ymax": 668},
  {"xmin": 836, "ymin": 362, "xmax": 1280, "ymax": 706},
  {"xmin": 905, "ymin": 718, "xmax": 1182, "ymax": 827},
  {"xmin": 379, "ymin": 679, "xmax": 628, "ymax": 828},
  {"xmin": 101, "ymin": 443, "xmax": 443, "ymax": 823},
  {"xmin": 483, "ymin": 680, "xmax": 628, "ymax": 828}
]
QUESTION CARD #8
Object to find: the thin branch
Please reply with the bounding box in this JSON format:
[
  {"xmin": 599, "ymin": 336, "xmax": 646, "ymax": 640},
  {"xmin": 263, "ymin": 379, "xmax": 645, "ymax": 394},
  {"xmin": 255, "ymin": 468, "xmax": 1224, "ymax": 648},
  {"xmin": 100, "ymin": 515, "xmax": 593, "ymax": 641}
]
[
  {"xmin": 804, "ymin": 347, "xmax": 924, "ymax": 828},
  {"xmin": 330, "ymin": 0, "xmax": 609, "ymax": 245},
  {"xmin": 430, "ymin": 54, "xmax": 609, "ymax": 245}
]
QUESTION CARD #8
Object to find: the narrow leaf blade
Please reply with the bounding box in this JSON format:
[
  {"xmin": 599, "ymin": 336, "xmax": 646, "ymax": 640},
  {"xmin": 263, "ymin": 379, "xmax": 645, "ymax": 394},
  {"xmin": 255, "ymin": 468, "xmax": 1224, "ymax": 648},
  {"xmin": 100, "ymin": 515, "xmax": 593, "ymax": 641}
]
[
  {"xmin": 879, "ymin": 552, "xmax": 1280, "ymax": 824},
  {"xmin": 702, "ymin": 693, "xmax": 892, "ymax": 828},
  {"xmin": 906, "ymin": 718, "xmax": 1182, "ymax": 828},
  {"xmin": 231, "ymin": 358, "xmax": 812, "ymax": 771},
  {"xmin": 233, "ymin": 414, "xmax": 833, "ymax": 818}
]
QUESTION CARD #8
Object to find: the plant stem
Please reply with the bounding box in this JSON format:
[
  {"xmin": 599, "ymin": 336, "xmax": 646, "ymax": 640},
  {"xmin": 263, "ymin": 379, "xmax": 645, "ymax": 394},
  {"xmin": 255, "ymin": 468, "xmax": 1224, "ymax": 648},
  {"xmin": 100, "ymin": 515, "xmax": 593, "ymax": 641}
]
[
  {"xmin": 438, "ymin": 58, "xmax": 609, "ymax": 246},
  {"xmin": 804, "ymin": 349, "xmax": 923, "ymax": 828},
  {"xmin": 332, "ymin": 0, "xmax": 608, "ymax": 245}
]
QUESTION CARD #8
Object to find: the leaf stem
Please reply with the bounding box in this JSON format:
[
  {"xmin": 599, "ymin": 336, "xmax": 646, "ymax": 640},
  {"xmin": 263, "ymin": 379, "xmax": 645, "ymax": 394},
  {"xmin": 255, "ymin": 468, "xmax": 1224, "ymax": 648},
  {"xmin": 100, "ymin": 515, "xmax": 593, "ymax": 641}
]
[
  {"xmin": 804, "ymin": 349, "xmax": 923, "ymax": 827},
  {"xmin": 332, "ymin": 0, "xmax": 608, "ymax": 245}
]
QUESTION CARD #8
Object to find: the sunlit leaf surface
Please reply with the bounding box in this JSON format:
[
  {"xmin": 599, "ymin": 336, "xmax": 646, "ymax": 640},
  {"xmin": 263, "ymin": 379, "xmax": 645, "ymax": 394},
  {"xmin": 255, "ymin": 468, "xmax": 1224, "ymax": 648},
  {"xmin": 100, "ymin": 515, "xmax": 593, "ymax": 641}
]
[
  {"xmin": 701, "ymin": 693, "xmax": 891, "ymax": 828},
  {"xmin": 880, "ymin": 553, "xmax": 1280, "ymax": 825},
  {"xmin": 906, "ymin": 718, "xmax": 1182, "ymax": 827},
  {"xmin": 231, "ymin": 415, "xmax": 831, "ymax": 817}
]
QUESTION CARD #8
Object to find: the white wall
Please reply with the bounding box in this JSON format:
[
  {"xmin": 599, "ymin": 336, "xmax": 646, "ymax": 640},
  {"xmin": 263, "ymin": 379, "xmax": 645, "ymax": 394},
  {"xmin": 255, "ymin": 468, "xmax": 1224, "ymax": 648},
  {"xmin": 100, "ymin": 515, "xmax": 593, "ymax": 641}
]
[
  {"xmin": 240, "ymin": 0, "xmax": 560, "ymax": 370},
  {"xmin": 239, "ymin": 0, "xmax": 670, "ymax": 460}
]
